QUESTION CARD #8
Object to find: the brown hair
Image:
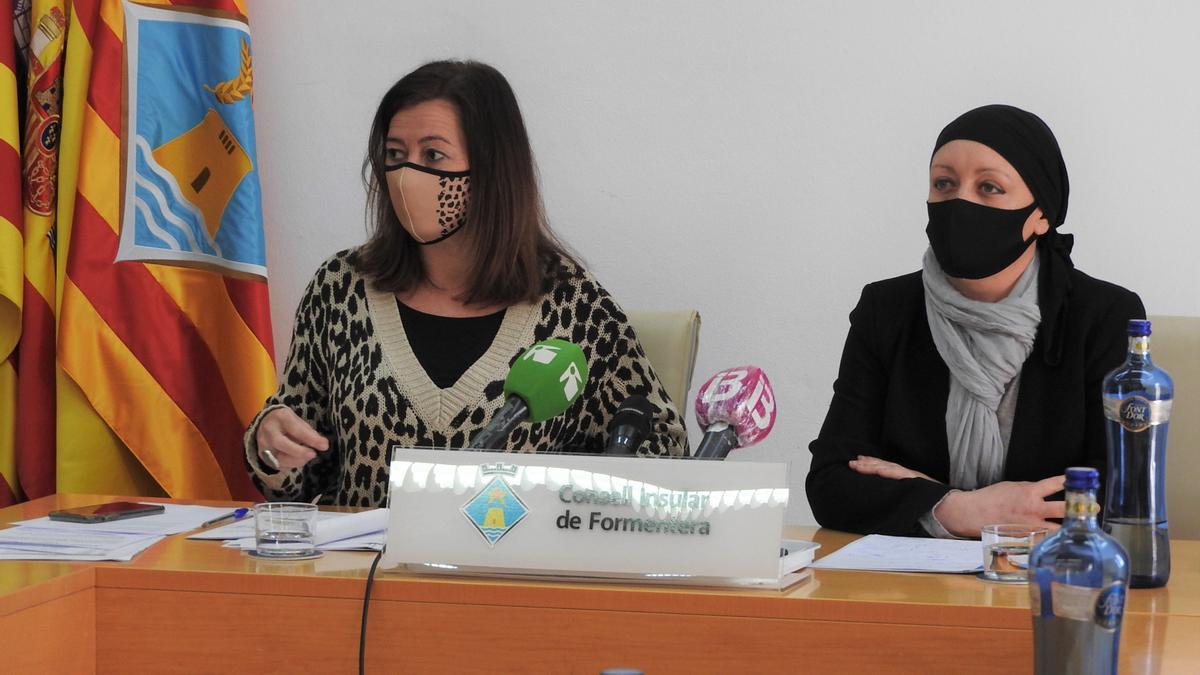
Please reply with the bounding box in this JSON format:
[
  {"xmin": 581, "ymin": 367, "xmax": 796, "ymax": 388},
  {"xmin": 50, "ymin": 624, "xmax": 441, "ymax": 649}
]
[{"xmin": 359, "ymin": 60, "xmax": 574, "ymax": 305}]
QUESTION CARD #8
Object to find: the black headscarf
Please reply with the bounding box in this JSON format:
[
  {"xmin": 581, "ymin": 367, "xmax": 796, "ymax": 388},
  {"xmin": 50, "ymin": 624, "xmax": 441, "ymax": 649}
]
[{"xmin": 932, "ymin": 104, "xmax": 1074, "ymax": 366}]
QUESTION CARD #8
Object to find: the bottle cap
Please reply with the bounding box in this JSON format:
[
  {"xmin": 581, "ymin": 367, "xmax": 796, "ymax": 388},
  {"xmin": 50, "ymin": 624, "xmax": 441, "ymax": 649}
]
[
  {"xmin": 1065, "ymin": 466, "xmax": 1100, "ymax": 490},
  {"xmin": 1127, "ymin": 319, "xmax": 1152, "ymax": 337}
]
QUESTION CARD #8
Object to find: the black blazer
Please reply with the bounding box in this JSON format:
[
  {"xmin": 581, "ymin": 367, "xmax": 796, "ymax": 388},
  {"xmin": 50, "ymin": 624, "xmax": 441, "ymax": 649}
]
[{"xmin": 806, "ymin": 268, "xmax": 1144, "ymax": 536}]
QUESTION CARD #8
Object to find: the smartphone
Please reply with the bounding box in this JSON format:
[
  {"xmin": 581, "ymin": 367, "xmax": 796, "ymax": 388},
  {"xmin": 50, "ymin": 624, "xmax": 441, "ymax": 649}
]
[{"xmin": 48, "ymin": 501, "xmax": 166, "ymax": 523}]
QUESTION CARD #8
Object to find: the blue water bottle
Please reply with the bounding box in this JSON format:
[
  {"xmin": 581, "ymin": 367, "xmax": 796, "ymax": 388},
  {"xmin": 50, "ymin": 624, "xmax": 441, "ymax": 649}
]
[
  {"xmin": 1029, "ymin": 467, "xmax": 1129, "ymax": 675},
  {"xmin": 1101, "ymin": 318, "xmax": 1173, "ymax": 588}
]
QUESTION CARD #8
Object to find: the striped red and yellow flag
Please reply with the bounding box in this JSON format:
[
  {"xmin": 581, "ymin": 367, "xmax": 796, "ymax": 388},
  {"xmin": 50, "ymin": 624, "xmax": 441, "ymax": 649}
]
[
  {"xmin": 1, "ymin": 0, "xmax": 23, "ymax": 506},
  {"xmin": 54, "ymin": 0, "xmax": 272, "ymax": 501},
  {"xmin": 2, "ymin": 0, "xmax": 271, "ymax": 505},
  {"xmin": 16, "ymin": 0, "xmax": 67, "ymax": 504}
]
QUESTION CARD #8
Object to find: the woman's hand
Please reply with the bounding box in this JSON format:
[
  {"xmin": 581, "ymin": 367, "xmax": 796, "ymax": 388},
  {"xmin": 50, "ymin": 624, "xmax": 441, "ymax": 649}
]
[
  {"xmin": 934, "ymin": 476, "xmax": 1066, "ymax": 538},
  {"xmin": 849, "ymin": 455, "xmax": 936, "ymax": 482},
  {"xmin": 254, "ymin": 407, "xmax": 330, "ymax": 470}
]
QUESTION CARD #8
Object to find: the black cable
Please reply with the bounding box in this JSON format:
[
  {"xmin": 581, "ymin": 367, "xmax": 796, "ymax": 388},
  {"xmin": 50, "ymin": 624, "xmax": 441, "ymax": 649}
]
[{"xmin": 359, "ymin": 549, "xmax": 384, "ymax": 675}]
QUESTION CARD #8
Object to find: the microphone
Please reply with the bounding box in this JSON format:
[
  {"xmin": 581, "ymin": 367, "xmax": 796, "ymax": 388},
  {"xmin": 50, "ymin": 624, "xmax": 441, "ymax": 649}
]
[
  {"xmin": 692, "ymin": 366, "xmax": 777, "ymax": 459},
  {"xmin": 603, "ymin": 395, "xmax": 655, "ymax": 455},
  {"xmin": 468, "ymin": 339, "xmax": 589, "ymax": 449}
]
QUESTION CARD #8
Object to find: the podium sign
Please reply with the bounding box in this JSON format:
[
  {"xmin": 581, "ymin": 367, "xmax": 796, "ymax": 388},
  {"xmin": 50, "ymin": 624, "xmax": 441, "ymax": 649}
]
[{"xmin": 382, "ymin": 448, "xmax": 794, "ymax": 587}]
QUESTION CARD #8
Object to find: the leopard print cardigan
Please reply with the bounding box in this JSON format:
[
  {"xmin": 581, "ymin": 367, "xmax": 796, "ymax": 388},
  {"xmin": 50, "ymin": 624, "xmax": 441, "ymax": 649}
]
[{"xmin": 244, "ymin": 249, "xmax": 689, "ymax": 506}]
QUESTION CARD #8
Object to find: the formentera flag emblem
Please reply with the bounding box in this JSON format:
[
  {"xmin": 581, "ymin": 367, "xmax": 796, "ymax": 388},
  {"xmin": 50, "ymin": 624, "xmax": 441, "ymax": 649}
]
[
  {"xmin": 462, "ymin": 476, "xmax": 529, "ymax": 547},
  {"xmin": 118, "ymin": 2, "xmax": 266, "ymax": 278}
]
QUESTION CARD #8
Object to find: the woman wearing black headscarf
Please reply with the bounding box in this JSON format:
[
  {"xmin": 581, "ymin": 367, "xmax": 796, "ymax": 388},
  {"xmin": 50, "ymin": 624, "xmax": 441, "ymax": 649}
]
[{"xmin": 806, "ymin": 105, "xmax": 1145, "ymax": 537}]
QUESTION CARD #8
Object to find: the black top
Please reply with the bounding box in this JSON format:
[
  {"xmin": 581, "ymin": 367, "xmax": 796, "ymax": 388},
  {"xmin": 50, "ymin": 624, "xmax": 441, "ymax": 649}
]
[
  {"xmin": 806, "ymin": 268, "xmax": 1145, "ymax": 536},
  {"xmin": 397, "ymin": 300, "xmax": 506, "ymax": 389}
]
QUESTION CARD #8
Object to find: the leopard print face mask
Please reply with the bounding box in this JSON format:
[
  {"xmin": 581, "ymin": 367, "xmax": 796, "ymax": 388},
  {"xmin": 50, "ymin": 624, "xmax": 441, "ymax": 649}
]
[{"xmin": 384, "ymin": 162, "xmax": 471, "ymax": 245}]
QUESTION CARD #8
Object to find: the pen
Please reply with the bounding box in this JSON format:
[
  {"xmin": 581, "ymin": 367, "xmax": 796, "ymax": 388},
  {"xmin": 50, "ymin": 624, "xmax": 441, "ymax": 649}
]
[{"xmin": 201, "ymin": 507, "xmax": 250, "ymax": 528}]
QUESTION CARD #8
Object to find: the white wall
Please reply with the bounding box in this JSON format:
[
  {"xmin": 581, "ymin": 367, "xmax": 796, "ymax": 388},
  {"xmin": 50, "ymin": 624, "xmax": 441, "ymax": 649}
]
[{"xmin": 246, "ymin": 0, "xmax": 1200, "ymax": 525}]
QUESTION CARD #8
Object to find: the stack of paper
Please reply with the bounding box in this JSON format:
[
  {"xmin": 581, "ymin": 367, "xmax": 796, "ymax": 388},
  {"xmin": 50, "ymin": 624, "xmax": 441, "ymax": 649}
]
[
  {"xmin": 0, "ymin": 502, "xmax": 238, "ymax": 561},
  {"xmin": 809, "ymin": 534, "xmax": 983, "ymax": 573},
  {"xmin": 0, "ymin": 527, "xmax": 164, "ymax": 562},
  {"xmin": 780, "ymin": 539, "xmax": 821, "ymax": 576},
  {"xmin": 189, "ymin": 508, "xmax": 387, "ymax": 552}
]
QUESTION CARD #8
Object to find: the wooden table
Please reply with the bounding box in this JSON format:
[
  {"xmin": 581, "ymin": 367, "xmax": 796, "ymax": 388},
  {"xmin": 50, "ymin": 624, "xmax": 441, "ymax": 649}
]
[{"xmin": 0, "ymin": 495, "xmax": 1196, "ymax": 674}]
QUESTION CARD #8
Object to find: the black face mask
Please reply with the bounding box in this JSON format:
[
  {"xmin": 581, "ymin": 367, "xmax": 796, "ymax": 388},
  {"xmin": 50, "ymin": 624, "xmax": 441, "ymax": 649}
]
[{"xmin": 926, "ymin": 199, "xmax": 1039, "ymax": 280}]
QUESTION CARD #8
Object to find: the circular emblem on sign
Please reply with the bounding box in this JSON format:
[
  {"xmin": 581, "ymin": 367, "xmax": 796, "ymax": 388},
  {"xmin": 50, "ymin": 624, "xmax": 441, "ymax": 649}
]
[
  {"xmin": 1118, "ymin": 395, "xmax": 1153, "ymax": 433},
  {"xmin": 1094, "ymin": 582, "xmax": 1125, "ymax": 630}
]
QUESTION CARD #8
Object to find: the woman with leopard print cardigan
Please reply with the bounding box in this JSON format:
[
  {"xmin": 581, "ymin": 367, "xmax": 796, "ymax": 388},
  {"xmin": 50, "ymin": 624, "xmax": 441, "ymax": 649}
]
[
  {"xmin": 245, "ymin": 249, "xmax": 688, "ymax": 506},
  {"xmin": 244, "ymin": 61, "xmax": 688, "ymax": 506}
]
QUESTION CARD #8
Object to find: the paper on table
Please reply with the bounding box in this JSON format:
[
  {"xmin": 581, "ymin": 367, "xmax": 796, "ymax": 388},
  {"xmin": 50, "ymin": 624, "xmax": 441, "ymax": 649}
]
[
  {"xmin": 194, "ymin": 506, "xmax": 384, "ymax": 550},
  {"xmin": 0, "ymin": 551, "xmax": 131, "ymax": 561},
  {"xmin": 0, "ymin": 542, "xmax": 160, "ymax": 562},
  {"xmin": 188, "ymin": 510, "xmax": 346, "ymax": 540},
  {"xmin": 223, "ymin": 531, "xmax": 384, "ymax": 552},
  {"xmin": 809, "ymin": 534, "xmax": 983, "ymax": 573},
  {"xmin": 189, "ymin": 508, "xmax": 387, "ymax": 546},
  {"xmin": 14, "ymin": 503, "xmax": 240, "ymax": 536},
  {"xmin": 0, "ymin": 526, "xmax": 164, "ymax": 561},
  {"xmin": 314, "ymin": 509, "xmax": 387, "ymax": 546},
  {"xmin": 780, "ymin": 539, "xmax": 820, "ymax": 576},
  {"xmin": 316, "ymin": 533, "xmax": 384, "ymax": 551}
]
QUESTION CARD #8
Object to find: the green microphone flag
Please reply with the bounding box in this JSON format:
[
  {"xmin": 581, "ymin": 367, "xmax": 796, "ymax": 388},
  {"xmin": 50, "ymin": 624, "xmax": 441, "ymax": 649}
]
[
  {"xmin": 503, "ymin": 339, "xmax": 589, "ymax": 422},
  {"xmin": 467, "ymin": 339, "xmax": 590, "ymax": 450}
]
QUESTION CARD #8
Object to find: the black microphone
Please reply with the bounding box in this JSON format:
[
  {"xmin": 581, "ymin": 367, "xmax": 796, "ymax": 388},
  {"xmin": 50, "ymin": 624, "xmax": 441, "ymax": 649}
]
[
  {"xmin": 468, "ymin": 397, "xmax": 530, "ymax": 450},
  {"xmin": 603, "ymin": 395, "xmax": 655, "ymax": 455},
  {"xmin": 693, "ymin": 422, "xmax": 741, "ymax": 459}
]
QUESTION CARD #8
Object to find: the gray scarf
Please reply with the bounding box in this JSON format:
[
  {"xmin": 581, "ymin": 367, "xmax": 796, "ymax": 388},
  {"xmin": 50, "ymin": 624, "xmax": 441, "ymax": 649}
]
[{"xmin": 922, "ymin": 248, "xmax": 1041, "ymax": 489}]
